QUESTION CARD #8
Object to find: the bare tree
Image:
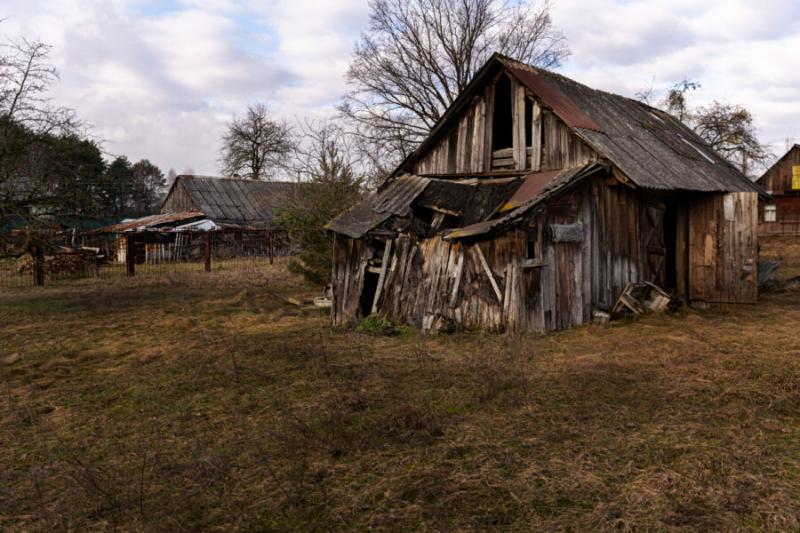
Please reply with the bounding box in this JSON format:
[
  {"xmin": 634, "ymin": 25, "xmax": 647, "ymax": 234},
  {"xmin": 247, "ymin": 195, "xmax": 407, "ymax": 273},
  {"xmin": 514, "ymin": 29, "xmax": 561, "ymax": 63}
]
[
  {"xmin": 636, "ymin": 79, "xmax": 771, "ymax": 177},
  {"xmin": 693, "ymin": 102, "xmax": 770, "ymax": 177},
  {"xmin": 0, "ymin": 35, "xmax": 82, "ymax": 256},
  {"xmin": 340, "ymin": 0, "xmax": 570, "ymax": 166},
  {"xmin": 278, "ymin": 120, "xmax": 365, "ymax": 283},
  {"xmin": 220, "ymin": 103, "xmax": 294, "ymax": 180}
]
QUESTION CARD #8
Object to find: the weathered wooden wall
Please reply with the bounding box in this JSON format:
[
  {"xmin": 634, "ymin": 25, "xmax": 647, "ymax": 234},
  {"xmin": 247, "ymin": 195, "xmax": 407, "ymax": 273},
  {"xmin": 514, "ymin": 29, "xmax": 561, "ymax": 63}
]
[
  {"xmin": 331, "ymin": 183, "xmax": 757, "ymax": 333},
  {"xmin": 161, "ymin": 181, "xmax": 199, "ymax": 213},
  {"xmin": 758, "ymin": 146, "xmax": 800, "ymax": 193},
  {"xmin": 688, "ymin": 192, "xmax": 758, "ymax": 304},
  {"xmin": 757, "ymin": 147, "xmax": 800, "ymax": 235},
  {"xmin": 413, "ymin": 73, "xmax": 597, "ymax": 176}
]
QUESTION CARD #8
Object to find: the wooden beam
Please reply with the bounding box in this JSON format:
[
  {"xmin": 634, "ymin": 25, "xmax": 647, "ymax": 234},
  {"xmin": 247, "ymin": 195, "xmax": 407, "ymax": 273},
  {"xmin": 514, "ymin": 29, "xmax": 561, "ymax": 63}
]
[
  {"xmin": 474, "ymin": 244, "xmax": 503, "ymax": 303},
  {"xmin": 449, "ymin": 247, "xmax": 465, "ymax": 307},
  {"xmin": 515, "ymin": 80, "xmax": 527, "ymax": 170},
  {"xmin": 370, "ymin": 239, "xmax": 392, "ymax": 314},
  {"xmin": 531, "ymin": 99, "xmax": 542, "ymax": 171}
]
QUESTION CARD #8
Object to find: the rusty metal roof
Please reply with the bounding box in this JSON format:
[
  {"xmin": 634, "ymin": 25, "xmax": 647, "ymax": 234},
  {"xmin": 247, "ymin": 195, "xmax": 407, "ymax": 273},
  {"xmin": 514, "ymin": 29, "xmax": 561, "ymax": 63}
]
[
  {"xmin": 499, "ymin": 57, "xmax": 762, "ymax": 194},
  {"xmin": 499, "ymin": 170, "xmax": 562, "ymax": 213},
  {"xmin": 506, "ymin": 66, "xmax": 601, "ymax": 132},
  {"xmin": 92, "ymin": 211, "xmax": 205, "ymax": 234},
  {"xmin": 393, "ymin": 53, "xmax": 763, "ymax": 196}
]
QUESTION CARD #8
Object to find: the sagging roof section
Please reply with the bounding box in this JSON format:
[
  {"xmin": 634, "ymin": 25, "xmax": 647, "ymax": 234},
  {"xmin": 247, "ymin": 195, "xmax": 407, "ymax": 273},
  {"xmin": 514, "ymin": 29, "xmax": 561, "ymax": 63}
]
[
  {"xmin": 443, "ymin": 164, "xmax": 606, "ymax": 240},
  {"xmin": 326, "ymin": 175, "xmax": 432, "ymax": 239},
  {"xmin": 327, "ymin": 164, "xmax": 608, "ymax": 241},
  {"xmin": 169, "ymin": 175, "xmax": 303, "ymax": 229}
]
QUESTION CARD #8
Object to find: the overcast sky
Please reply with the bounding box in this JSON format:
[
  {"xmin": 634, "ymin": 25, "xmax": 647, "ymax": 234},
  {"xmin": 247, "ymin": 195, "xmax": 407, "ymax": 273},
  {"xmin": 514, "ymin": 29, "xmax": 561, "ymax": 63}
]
[{"xmin": 3, "ymin": 0, "xmax": 799, "ymax": 175}]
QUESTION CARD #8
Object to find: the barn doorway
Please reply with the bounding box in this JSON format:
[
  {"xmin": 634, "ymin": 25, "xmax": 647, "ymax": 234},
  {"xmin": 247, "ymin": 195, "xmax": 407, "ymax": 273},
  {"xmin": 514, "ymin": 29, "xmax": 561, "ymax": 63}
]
[
  {"xmin": 359, "ymin": 269, "xmax": 380, "ymax": 317},
  {"xmin": 663, "ymin": 200, "xmax": 679, "ymax": 291}
]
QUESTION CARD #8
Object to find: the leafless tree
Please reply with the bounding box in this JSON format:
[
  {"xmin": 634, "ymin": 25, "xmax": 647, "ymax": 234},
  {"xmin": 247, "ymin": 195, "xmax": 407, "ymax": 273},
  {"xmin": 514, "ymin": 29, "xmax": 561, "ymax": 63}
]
[
  {"xmin": 340, "ymin": 0, "xmax": 570, "ymax": 167},
  {"xmin": 220, "ymin": 103, "xmax": 295, "ymax": 180},
  {"xmin": 693, "ymin": 102, "xmax": 770, "ymax": 177},
  {"xmin": 636, "ymin": 78, "xmax": 771, "ymax": 177},
  {"xmin": 278, "ymin": 119, "xmax": 365, "ymax": 283},
  {"xmin": 0, "ymin": 35, "xmax": 81, "ymax": 255}
]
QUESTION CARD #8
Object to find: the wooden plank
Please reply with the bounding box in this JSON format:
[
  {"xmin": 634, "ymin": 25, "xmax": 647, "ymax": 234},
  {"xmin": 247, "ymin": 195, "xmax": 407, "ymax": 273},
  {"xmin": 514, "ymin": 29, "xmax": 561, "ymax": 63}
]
[
  {"xmin": 483, "ymin": 84, "xmax": 495, "ymax": 172},
  {"xmin": 450, "ymin": 247, "xmax": 465, "ymax": 308},
  {"xmin": 474, "ymin": 243, "xmax": 503, "ymax": 303},
  {"xmin": 370, "ymin": 239, "xmax": 392, "ymax": 314},
  {"xmin": 531, "ymin": 99, "xmax": 542, "ymax": 171},
  {"xmin": 514, "ymin": 80, "xmax": 527, "ymax": 170}
]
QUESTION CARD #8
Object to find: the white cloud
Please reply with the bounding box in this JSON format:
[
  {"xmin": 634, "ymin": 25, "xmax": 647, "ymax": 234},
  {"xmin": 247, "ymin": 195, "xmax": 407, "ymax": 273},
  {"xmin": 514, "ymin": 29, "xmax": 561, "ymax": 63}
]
[
  {"xmin": 551, "ymin": 0, "xmax": 800, "ymax": 156},
  {"xmin": 2, "ymin": 0, "xmax": 799, "ymax": 174}
]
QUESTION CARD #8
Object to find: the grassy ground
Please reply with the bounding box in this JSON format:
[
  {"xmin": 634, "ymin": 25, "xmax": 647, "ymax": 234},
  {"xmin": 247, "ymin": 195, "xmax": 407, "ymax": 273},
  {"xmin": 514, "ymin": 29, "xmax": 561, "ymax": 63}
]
[{"xmin": 2, "ymin": 245, "xmax": 800, "ymax": 531}]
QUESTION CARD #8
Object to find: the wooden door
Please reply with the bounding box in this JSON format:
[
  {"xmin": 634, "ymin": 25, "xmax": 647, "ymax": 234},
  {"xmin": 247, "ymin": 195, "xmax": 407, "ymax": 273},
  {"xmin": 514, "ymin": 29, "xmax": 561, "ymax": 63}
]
[
  {"xmin": 641, "ymin": 202, "xmax": 666, "ymax": 286},
  {"xmin": 688, "ymin": 193, "xmax": 758, "ymax": 303}
]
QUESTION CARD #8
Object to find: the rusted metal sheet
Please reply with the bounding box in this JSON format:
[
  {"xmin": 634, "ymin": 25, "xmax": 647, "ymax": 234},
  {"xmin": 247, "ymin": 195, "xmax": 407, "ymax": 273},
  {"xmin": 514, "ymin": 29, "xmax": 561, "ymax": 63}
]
[
  {"xmin": 507, "ymin": 65, "xmax": 602, "ymax": 132},
  {"xmin": 500, "ymin": 170, "xmax": 561, "ymax": 212},
  {"xmin": 444, "ymin": 164, "xmax": 606, "ymax": 240},
  {"xmin": 92, "ymin": 211, "xmax": 205, "ymax": 234}
]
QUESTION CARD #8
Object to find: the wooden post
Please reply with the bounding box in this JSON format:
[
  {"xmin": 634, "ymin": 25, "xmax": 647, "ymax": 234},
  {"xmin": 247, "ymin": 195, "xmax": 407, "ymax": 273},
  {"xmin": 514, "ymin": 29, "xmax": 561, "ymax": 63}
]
[
  {"xmin": 32, "ymin": 245, "xmax": 45, "ymax": 286},
  {"xmin": 204, "ymin": 233, "xmax": 212, "ymax": 272},
  {"xmin": 268, "ymin": 231, "xmax": 274, "ymax": 265},
  {"xmin": 126, "ymin": 236, "xmax": 135, "ymax": 277}
]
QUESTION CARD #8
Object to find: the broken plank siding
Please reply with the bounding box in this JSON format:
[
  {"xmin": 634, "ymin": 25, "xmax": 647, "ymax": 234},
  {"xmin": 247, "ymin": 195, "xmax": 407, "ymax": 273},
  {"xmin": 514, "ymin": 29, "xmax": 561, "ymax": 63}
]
[
  {"xmin": 376, "ymin": 232, "xmax": 527, "ymax": 332},
  {"xmin": 688, "ymin": 192, "xmax": 758, "ymax": 304},
  {"xmin": 331, "ymin": 236, "xmax": 373, "ymax": 326},
  {"xmin": 415, "ymin": 96, "xmax": 487, "ymax": 176}
]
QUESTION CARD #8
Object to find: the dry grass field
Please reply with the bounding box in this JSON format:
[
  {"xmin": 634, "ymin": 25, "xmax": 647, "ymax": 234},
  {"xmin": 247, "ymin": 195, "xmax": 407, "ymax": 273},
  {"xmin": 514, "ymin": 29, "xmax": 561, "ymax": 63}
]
[{"xmin": 2, "ymin": 239, "xmax": 800, "ymax": 531}]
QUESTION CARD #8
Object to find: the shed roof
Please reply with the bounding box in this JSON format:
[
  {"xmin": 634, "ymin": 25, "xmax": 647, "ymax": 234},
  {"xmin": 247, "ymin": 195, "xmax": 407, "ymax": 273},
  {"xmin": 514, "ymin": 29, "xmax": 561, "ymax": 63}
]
[
  {"xmin": 92, "ymin": 211, "xmax": 205, "ymax": 234},
  {"xmin": 166, "ymin": 175, "xmax": 304, "ymax": 229}
]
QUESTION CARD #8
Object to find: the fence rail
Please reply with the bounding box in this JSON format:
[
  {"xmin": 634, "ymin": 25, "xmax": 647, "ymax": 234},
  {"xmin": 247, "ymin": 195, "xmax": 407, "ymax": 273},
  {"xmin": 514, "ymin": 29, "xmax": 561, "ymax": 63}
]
[
  {"xmin": 758, "ymin": 220, "xmax": 800, "ymax": 236},
  {"xmin": 0, "ymin": 229, "xmax": 289, "ymax": 289}
]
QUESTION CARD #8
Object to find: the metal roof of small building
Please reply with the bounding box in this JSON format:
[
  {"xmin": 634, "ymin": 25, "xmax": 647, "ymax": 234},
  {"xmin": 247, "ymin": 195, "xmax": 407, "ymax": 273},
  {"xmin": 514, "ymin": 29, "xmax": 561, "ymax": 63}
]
[{"xmin": 170, "ymin": 175, "xmax": 304, "ymax": 229}]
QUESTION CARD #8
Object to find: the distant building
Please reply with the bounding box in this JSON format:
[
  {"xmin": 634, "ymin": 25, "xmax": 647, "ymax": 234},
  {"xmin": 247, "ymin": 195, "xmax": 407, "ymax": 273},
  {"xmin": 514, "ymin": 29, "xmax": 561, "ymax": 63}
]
[
  {"xmin": 327, "ymin": 53, "xmax": 765, "ymax": 334},
  {"xmin": 755, "ymin": 145, "xmax": 800, "ymax": 235}
]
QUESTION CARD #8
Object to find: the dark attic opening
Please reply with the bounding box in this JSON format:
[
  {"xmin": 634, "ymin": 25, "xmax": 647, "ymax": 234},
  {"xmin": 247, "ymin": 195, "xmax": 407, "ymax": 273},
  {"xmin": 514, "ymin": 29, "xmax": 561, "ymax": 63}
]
[
  {"xmin": 524, "ymin": 97, "xmax": 533, "ymax": 147},
  {"xmin": 492, "ymin": 74, "xmax": 513, "ymax": 150}
]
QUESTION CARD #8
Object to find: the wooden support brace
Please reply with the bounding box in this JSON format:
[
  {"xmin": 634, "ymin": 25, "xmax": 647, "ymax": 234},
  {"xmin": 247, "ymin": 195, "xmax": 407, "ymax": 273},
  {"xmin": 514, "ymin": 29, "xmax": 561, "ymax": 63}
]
[
  {"xmin": 474, "ymin": 244, "xmax": 503, "ymax": 303},
  {"xmin": 204, "ymin": 233, "xmax": 212, "ymax": 272},
  {"xmin": 449, "ymin": 248, "xmax": 465, "ymax": 308},
  {"xmin": 371, "ymin": 239, "xmax": 392, "ymax": 314}
]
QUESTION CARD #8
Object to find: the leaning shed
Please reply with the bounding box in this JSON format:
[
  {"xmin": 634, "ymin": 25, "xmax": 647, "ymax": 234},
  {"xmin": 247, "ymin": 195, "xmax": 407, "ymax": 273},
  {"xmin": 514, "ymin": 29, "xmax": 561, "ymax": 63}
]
[
  {"xmin": 327, "ymin": 53, "xmax": 764, "ymax": 334},
  {"xmin": 755, "ymin": 145, "xmax": 800, "ymax": 235}
]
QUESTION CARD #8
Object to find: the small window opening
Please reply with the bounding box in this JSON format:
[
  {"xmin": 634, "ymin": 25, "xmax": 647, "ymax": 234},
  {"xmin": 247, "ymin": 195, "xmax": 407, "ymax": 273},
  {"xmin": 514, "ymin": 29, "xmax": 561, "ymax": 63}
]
[
  {"xmin": 492, "ymin": 75, "xmax": 513, "ymax": 150},
  {"xmin": 524, "ymin": 97, "xmax": 533, "ymax": 147},
  {"xmin": 764, "ymin": 204, "xmax": 777, "ymax": 222},
  {"xmin": 526, "ymin": 227, "xmax": 538, "ymax": 259},
  {"xmin": 414, "ymin": 206, "xmax": 435, "ymax": 225}
]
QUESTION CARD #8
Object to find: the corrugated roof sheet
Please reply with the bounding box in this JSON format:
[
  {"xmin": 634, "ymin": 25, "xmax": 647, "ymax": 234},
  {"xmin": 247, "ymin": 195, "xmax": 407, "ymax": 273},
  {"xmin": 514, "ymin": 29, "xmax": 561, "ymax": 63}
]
[
  {"xmin": 93, "ymin": 211, "xmax": 205, "ymax": 234},
  {"xmin": 500, "ymin": 170, "xmax": 562, "ymax": 212},
  {"xmin": 501, "ymin": 57, "xmax": 761, "ymax": 194},
  {"xmin": 176, "ymin": 176, "xmax": 304, "ymax": 229},
  {"xmin": 327, "ymin": 176, "xmax": 431, "ymax": 238}
]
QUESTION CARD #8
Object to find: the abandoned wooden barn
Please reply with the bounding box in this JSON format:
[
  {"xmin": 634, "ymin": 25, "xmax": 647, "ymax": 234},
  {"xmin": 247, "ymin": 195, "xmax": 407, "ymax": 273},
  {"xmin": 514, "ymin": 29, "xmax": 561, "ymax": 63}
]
[
  {"xmin": 327, "ymin": 53, "xmax": 765, "ymax": 334},
  {"xmin": 756, "ymin": 145, "xmax": 800, "ymax": 235}
]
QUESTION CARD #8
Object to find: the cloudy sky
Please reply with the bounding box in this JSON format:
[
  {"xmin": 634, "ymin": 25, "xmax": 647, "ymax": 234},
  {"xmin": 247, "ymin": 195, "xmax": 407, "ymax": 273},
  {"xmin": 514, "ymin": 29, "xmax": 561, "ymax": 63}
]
[{"xmin": 3, "ymin": 0, "xmax": 799, "ymax": 175}]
